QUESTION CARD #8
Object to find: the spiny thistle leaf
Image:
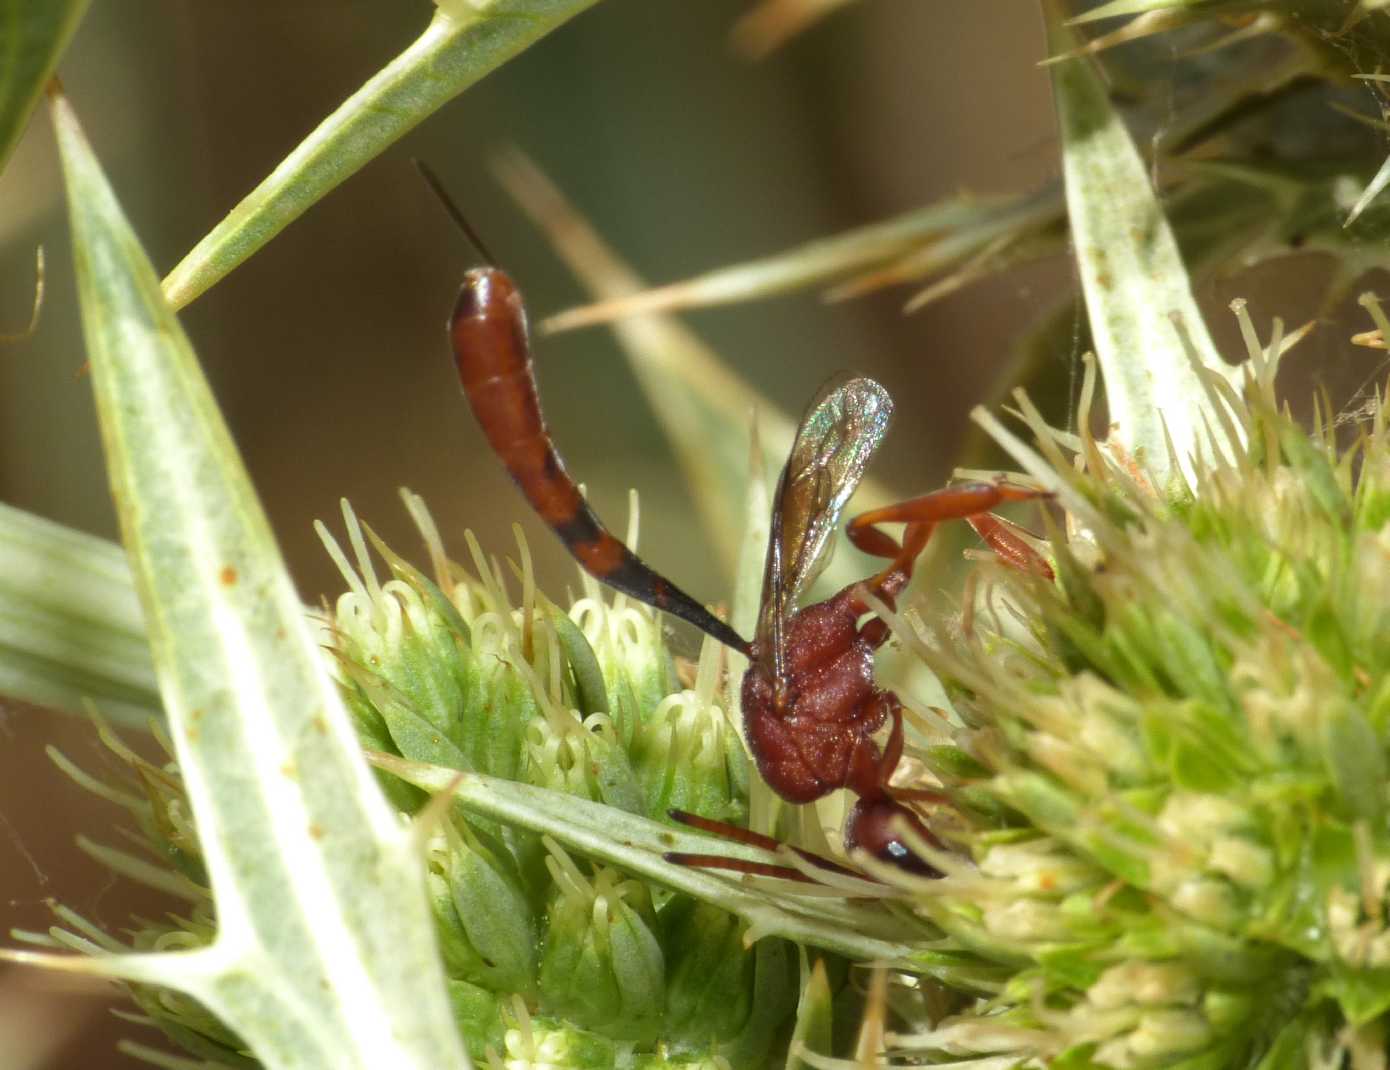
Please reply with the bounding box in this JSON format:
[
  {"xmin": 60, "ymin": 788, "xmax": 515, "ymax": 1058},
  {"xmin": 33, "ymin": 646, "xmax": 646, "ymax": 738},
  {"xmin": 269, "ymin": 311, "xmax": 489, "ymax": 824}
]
[
  {"xmin": 544, "ymin": 188, "xmax": 1065, "ymax": 330},
  {"xmin": 160, "ymin": 0, "xmax": 603, "ymax": 310},
  {"xmin": 0, "ymin": 0, "xmax": 89, "ymax": 175},
  {"xmin": 31, "ymin": 87, "xmax": 468, "ymax": 1070},
  {"xmin": 0, "ymin": 501, "xmax": 159, "ymax": 725},
  {"xmin": 538, "ymin": 155, "xmax": 1386, "ymax": 347},
  {"xmin": 1047, "ymin": 1, "xmax": 1241, "ymax": 492}
]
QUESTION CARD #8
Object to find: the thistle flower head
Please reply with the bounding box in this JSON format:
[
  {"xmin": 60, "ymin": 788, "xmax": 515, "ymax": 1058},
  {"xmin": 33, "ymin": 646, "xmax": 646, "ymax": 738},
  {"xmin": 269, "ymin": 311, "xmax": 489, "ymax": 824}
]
[{"xmin": 846, "ymin": 301, "xmax": 1390, "ymax": 1069}]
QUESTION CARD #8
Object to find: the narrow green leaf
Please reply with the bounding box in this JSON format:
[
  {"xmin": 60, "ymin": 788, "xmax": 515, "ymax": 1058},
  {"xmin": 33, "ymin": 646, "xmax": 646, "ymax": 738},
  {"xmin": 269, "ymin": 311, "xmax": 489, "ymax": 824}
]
[
  {"xmin": 1047, "ymin": 2, "xmax": 1242, "ymax": 491},
  {"xmin": 161, "ymin": 0, "xmax": 602, "ymax": 309},
  {"xmin": 0, "ymin": 0, "xmax": 89, "ymax": 174},
  {"xmin": 543, "ymin": 194, "xmax": 1026, "ymax": 331},
  {"xmin": 0, "ymin": 502, "xmax": 159, "ymax": 726},
  {"xmin": 47, "ymin": 89, "xmax": 468, "ymax": 1069}
]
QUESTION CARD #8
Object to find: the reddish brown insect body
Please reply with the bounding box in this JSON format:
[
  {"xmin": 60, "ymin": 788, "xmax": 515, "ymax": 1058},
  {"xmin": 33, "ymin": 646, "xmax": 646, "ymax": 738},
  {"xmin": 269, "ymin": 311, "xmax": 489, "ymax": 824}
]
[
  {"xmin": 738, "ymin": 446, "xmax": 1051, "ymax": 874},
  {"xmin": 448, "ymin": 268, "xmax": 1047, "ymax": 875},
  {"xmin": 711, "ymin": 378, "xmax": 1049, "ymax": 873}
]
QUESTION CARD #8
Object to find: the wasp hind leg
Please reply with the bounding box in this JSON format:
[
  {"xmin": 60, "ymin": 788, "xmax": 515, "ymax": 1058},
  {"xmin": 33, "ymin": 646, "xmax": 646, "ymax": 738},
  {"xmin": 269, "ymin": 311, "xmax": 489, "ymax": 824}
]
[
  {"xmin": 847, "ymin": 480, "xmax": 1053, "ymax": 602},
  {"xmin": 665, "ymin": 809, "xmax": 866, "ymax": 881}
]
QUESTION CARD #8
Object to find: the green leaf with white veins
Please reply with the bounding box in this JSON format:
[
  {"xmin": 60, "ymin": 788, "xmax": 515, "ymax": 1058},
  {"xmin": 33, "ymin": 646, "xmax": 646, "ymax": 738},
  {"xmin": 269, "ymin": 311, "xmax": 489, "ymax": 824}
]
[
  {"xmin": 1046, "ymin": 0, "xmax": 1242, "ymax": 494},
  {"xmin": 10, "ymin": 88, "xmax": 469, "ymax": 1070}
]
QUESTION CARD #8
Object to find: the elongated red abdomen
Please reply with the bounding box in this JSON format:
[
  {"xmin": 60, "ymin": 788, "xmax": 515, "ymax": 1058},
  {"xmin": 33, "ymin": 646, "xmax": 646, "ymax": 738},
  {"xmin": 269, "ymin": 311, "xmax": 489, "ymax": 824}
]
[
  {"xmin": 452, "ymin": 269, "xmax": 586, "ymax": 530},
  {"xmin": 450, "ymin": 267, "xmax": 749, "ymax": 655}
]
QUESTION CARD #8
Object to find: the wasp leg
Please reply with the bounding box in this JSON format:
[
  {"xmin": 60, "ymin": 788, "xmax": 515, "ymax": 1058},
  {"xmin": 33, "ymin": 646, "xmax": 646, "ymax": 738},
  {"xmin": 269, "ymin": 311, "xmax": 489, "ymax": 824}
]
[
  {"xmin": 854, "ymin": 698, "xmax": 948, "ymax": 805},
  {"xmin": 968, "ymin": 514, "xmax": 1054, "ymax": 579},
  {"xmin": 661, "ymin": 853, "xmax": 815, "ymax": 881},
  {"xmin": 848, "ymin": 480, "xmax": 1049, "ymax": 558},
  {"xmin": 667, "ymin": 809, "xmax": 863, "ymax": 879},
  {"xmin": 847, "ymin": 481, "xmax": 1052, "ymax": 599}
]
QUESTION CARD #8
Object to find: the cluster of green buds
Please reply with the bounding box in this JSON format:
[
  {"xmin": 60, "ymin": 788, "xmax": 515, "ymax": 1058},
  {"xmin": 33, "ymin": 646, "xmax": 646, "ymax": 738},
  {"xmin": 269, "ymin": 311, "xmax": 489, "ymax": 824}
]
[
  {"xmin": 44, "ymin": 491, "xmax": 800, "ymax": 1068},
  {"xmin": 318, "ymin": 494, "xmax": 795, "ymax": 1065},
  {"xmin": 856, "ymin": 301, "xmax": 1390, "ymax": 1070},
  {"xmin": 321, "ymin": 493, "xmax": 749, "ymax": 829}
]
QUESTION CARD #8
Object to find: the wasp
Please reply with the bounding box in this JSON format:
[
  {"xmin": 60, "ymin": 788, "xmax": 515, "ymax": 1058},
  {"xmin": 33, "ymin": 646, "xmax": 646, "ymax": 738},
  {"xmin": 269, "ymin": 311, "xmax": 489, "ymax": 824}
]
[{"xmin": 449, "ymin": 264, "xmax": 1047, "ymax": 872}]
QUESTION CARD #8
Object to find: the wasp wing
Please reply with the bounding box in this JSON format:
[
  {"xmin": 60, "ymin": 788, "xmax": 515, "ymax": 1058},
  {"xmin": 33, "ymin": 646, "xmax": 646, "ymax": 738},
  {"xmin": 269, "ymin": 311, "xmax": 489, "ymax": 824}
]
[{"xmin": 756, "ymin": 375, "xmax": 893, "ymax": 678}]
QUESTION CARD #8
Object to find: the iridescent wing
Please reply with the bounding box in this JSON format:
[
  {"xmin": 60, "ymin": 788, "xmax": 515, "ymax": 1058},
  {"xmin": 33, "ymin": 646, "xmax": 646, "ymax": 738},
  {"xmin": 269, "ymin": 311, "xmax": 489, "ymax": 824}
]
[{"xmin": 756, "ymin": 375, "xmax": 893, "ymax": 681}]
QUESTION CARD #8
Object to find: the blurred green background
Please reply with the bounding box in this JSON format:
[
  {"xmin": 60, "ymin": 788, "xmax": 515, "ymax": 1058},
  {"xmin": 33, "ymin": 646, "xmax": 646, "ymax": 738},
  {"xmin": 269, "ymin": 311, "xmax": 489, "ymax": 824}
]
[{"xmin": 0, "ymin": 2, "xmax": 1375, "ymax": 1066}]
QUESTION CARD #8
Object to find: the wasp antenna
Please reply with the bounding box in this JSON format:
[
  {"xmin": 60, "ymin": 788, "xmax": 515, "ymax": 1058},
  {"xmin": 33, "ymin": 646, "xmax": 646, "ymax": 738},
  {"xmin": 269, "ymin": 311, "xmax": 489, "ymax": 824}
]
[{"xmin": 414, "ymin": 158, "xmax": 498, "ymax": 267}]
